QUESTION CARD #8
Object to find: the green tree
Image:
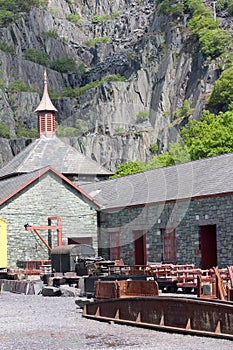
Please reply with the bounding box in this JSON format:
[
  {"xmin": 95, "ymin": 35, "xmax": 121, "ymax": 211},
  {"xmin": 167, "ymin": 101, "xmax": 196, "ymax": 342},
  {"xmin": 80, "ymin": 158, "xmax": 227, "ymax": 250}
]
[
  {"xmin": 147, "ymin": 142, "xmax": 190, "ymax": 168},
  {"xmin": 0, "ymin": 10, "xmax": 17, "ymax": 26},
  {"xmin": 0, "ymin": 0, "xmax": 46, "ymax": 27},
  {"xmin": 43, "ymin": 30, "xmax": 59, "ymax": 39},
  {"xmin": 136, "ymin": 110, "xmax": 149, "ymax": 123},
  {"xmin": 111, "ymin": 161, "xmax": 146, "ymax": 178},
  {"xmin": 56, "ymin": 124, "xmax": 80, "ymax": 137},
  {"xmin": 112, "ymin": 108, "xmax": 233, "ymax": 177},
  {"xmin": 180, "ymin": 109, "xmax": 233, "ymax": 159},
  {"xmin": 199, "ymin": 28, "xmax": 232, "ymax": 58},
  {"xmin": 50, "ymin": 58, "xmax": 77, "ymax": 73},
  {"xmin": 17, "ymin": 128, "xmax": 37, "ymax": 138},
  {"xmin": 101, "ymin": 74, "xmax": 125, "ymax": 83},
  {"xmin": 0, "ymin": 41, "xmax": 15, "ymax": 55},
  {"xmin": 7, "ymin": 79, "xmax": 37, "ymax": 92},
  {"xmin": 91, "ymin": 14, "xmax": 111, "ymax": 24},
  {"xmin": 23, "ymin": 48, "xmax": 50, "ymax": 66},
  {"xmin": 208, "ymin": 66, "xmax": 233, "ymax": 111},
  {"xmin": 174, "ymin": 99, "xmax": 193, "ymax": 119},
  {"xmin": 188, "ymin": 14, "xmax": 217, "ymax": 38},
  {"xmin": 0, "ymin": 121, "xmax": 10, "ymax": 138},
  {"xmin": 66, "ymin": 14, "xmax": 82, "ymax": 25},
  {"xmin": 184, "ymin": 0, "xmax": 210, "ymax": 15},
  {"xmin": 216, "ymin": 0, "xmax": 233, "ymax": 15},
  {"xmin": 84, "ymin": 36, "xmax": 109, "ymax": 47},
  {"xmin": 149, "ymin": 143, "xmax": 158, "ymax": 155}
]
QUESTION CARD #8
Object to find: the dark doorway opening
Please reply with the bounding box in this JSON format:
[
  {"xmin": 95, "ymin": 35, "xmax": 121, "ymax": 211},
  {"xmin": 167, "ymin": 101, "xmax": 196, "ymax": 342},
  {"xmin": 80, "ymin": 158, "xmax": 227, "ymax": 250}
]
[
  {"xmin": 110, "ymin": 232, "xmax": 120, "ymax": 260},
  {"xmin": 199, "ymin": 225, "xmax": 217, "ymax": 269},
  {"xmin": 134, "ymin": 231, "xmax": 146, "ymax": 266}
]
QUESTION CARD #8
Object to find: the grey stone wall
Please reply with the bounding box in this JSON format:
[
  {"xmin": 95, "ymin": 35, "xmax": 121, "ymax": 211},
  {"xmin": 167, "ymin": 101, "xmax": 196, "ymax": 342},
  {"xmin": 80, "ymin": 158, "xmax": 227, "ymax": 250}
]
[
  {"xmin": 100, "ymin": 194, "xmax": 233, "ymax": 268},
  {"xmin": 0, "ymin": 173, "xmax": 97, "ymax": 269}
]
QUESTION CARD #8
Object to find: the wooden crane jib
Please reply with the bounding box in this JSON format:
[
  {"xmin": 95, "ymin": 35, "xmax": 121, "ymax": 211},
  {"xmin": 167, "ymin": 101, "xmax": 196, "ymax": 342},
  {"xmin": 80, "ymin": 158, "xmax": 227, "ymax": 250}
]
[{"xmin": 24, "ymin": 216, "xmax": 62, "ymax": 251}]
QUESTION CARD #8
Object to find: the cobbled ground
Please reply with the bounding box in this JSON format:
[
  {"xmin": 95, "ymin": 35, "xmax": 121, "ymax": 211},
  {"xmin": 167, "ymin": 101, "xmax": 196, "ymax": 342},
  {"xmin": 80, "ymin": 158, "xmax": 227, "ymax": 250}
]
[{"xmin": 0, "ymin": 291, "xmax": 232, "ymax": 350}]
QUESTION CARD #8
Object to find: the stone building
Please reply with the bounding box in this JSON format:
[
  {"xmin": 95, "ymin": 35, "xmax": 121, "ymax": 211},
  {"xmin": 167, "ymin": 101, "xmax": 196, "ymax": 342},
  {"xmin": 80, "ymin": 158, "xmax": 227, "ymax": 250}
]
[
  {"xmin": 82, "ymin": 153, "xmax": 233, "ymax": 269},
  {"xmin": 0, "ymin": 72, "xmax": 111, "ymax": 268}
]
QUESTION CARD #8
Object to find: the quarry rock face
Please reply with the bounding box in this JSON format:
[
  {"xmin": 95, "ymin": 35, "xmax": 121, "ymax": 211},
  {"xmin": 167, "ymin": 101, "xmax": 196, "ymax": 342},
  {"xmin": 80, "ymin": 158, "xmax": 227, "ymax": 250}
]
[{"xmin": 0, "ymin": 0, "xmax": 223, "ymax": 170}]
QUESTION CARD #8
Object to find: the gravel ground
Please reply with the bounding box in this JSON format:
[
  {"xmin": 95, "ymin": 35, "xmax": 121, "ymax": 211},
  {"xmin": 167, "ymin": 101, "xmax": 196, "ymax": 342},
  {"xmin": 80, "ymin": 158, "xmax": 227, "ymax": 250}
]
[{"xmin": 0, "ymin": 291, "xmax": 232, "ymax": 350}]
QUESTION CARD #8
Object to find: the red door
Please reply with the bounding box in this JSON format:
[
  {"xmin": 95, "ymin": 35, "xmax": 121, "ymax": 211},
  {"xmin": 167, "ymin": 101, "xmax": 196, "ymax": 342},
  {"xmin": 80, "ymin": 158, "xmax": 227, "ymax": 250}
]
[
  {"xmin": 110, "ymin": 232, "xmax": 120, "ymax": 260},
  {"xmin": 134, "ymin": 231, "xmax": 146, "ymax": 266},
  {"xmin": 162, "ymin": 229, "xmax": 176, "ymax": 262},
  {"xmin": 200, "ymin": 225, "xmax": 217, "ymax": 269}
]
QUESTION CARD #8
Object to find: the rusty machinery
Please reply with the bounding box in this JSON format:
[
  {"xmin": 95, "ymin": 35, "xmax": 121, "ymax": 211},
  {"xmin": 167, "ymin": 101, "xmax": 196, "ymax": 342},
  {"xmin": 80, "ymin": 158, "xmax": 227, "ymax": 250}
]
[{"xmin": 24, "ymin": 216, "xmax": 62, "ymax": 252}]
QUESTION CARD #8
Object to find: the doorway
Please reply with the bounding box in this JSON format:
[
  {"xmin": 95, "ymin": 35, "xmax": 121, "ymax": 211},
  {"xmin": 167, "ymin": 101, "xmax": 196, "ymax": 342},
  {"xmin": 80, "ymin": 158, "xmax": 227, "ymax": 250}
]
[
  {"xmin": 199, "ymin": 225, "xmax": 217, "ymax": 269},
  {"xmin": 110, "ymin": 232, "xmax": 120, "ymax": 260},
  {"xmin": 134, "ymin": 231, "xmax": 146, "ymax": 266},
  {"xmin": 161, "ymin": 228, "xmax": 176, "ymax": 263}
]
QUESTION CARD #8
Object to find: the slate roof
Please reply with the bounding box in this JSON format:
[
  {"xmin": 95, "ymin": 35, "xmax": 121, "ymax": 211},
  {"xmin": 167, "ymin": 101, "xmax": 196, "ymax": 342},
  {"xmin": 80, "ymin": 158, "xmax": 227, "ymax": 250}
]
[
  {"xmin": 0, "ymin": 166, "xmax": 101, "ymax": 208},
  {"xmin": 0, "ymin": 136, "xmax": 112, "ymax": 179},
  {"xmin": 81, "ymin": 152, "xmax": 233, "ymax": 210}
]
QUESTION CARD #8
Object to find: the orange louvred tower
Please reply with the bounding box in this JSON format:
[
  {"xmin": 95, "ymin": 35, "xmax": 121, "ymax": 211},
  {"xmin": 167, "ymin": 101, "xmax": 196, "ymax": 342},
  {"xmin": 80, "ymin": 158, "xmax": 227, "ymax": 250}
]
[{"xmin": 34, "ymin": 71, "xmax": 58, "ymax": 137}]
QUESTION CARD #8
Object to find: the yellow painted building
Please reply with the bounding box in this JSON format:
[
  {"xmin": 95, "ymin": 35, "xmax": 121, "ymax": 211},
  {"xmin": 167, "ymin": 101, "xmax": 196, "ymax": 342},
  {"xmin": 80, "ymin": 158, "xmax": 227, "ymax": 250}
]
[{"xmin": 0, "ymin": 218, "xmax": 7, "ymax": 268}]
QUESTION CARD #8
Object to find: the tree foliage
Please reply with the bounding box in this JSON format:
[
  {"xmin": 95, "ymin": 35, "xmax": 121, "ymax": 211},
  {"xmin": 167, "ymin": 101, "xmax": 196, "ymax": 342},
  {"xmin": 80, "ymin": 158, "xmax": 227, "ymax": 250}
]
[
  {"xmin": 208, "ymin": 67, "xmax": 233, "ymax": 111},
  {"xmin": 66, "ymin": 14, "xmax": 82, "ymax": 25},
  {"xmin": 174, "ymin": 99, "xmax": 193, "ymax": 119},
  {"xmin": 111, "ymin": 161, "xmax": 146, "ymax": 178},
  {"xmin": 0, "ymin": 0, "xmax": 46, "ymax": 27},
  {"xmin": 61, "ymin": 74, "xmax": 125, "ymax": 98},
  {"xmin": 7, "ymin": 79, "xmax": 37, "ymax": 93},
  {"xmin": 199, "ymin": 28, "xmax": 231, "ymax": 58},
  {"xmin": 56, "ymin": 125, "xmax": 80, "ymax": 137},
  {"xmin": 216, "ymin": 0, "xmax": 233, "ymax": 15},
  {"xmin": 188, "ymin": 14, "xmax": 217, "ymax": 38},
  {"xmin": 17, "ymin": 128, "xmax": 37, "ymax": 138},
  {"xmin": 180, "ymin": 109, "xmax": 233, "ymax": 159},
  {"xmin": 113, "ymin": 108, "xmax": 233, "ymax": 177},
  {"xmin": 50, "ymin": 58, "xmax": 77, "ymax": 73},
  {"xmin": 147, "ymin": 142, "xmax": 190, "ymax": 169},
  {"xmin": 0, "ymin": 121, "xmax": 10, "ymax": 138},
  {"xmin": 158, "ymin": 0, "xmax": 232, "ymax": 60},
  {"xmin": 23, "ymin": 48, "xmax": 50, "ymax": 66}
]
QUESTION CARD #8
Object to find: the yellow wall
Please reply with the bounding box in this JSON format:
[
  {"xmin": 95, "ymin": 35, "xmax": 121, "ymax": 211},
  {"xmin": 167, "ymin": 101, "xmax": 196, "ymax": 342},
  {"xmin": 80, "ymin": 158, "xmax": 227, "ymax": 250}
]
[{"xmin": 0, "ymin": 218, "xmax": 7, "ymax": 268}]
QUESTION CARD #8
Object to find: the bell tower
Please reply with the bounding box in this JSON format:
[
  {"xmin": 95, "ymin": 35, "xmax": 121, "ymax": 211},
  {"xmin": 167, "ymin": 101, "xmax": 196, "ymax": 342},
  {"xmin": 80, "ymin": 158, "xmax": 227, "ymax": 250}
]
[{"xmin": 34, "ymin": 71, "xmax": 58, "ymax": 138}]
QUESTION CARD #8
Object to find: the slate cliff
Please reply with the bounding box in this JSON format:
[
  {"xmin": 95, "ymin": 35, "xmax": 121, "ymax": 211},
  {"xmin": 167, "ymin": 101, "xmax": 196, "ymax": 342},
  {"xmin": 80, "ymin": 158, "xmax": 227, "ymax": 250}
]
[{"xmin": 0, "ymin": 0, "xmax": 226, "ymax": 170}]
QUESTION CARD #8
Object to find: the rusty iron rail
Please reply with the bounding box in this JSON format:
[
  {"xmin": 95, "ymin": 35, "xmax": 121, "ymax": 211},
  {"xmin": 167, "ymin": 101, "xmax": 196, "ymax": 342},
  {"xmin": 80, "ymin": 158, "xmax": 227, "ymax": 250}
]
[{"xmin": 83, "ymin": 296, "xmax": 233, "ymax": 340}]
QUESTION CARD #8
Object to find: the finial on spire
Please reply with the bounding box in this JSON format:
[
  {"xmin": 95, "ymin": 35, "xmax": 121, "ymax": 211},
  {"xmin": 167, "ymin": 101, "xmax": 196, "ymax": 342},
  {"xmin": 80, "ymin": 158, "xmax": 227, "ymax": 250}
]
[{"xmin": 44, "ymin": 70, "xmax": 47, "ymax": 84}]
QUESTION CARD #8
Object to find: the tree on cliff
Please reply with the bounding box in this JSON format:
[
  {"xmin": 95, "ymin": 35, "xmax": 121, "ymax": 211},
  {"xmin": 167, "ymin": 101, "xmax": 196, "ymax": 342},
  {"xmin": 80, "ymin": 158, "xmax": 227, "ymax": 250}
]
[
  {"xmin": 208, "ymin": 67, "xmax": 233, "ymax": 111},
  {"xmin": 179, "ymin": 109, "xmax": 233, "ymax": 160},
  {"xmin": 112, "ymin": 108, "xmax": 233, "ymax": 177}
]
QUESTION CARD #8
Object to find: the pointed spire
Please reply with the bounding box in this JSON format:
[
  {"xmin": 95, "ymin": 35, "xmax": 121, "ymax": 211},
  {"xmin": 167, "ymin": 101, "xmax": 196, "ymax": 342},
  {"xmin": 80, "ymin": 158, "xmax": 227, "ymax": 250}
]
[
  {"xmin": 34, "ymin": 70, "xmax": 58, "ymax": 113},
  {"xmin": 35, "ymin": 71, "xmax": 57, "ymax": 138}
]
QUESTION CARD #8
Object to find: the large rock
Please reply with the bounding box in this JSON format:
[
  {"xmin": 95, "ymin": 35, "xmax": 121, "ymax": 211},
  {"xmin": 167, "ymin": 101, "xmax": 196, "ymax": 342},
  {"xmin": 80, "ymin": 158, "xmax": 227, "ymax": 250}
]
[{"xmin": 0, "ymin": 0, "xmax": 226, "ymax": 170}]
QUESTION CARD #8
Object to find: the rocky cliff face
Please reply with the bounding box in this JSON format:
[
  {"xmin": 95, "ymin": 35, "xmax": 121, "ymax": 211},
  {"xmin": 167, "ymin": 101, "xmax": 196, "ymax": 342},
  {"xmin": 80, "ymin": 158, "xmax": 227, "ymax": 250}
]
[{"xmin": 0, "ymin": 0, "xmax": 225, "ymax": 170}]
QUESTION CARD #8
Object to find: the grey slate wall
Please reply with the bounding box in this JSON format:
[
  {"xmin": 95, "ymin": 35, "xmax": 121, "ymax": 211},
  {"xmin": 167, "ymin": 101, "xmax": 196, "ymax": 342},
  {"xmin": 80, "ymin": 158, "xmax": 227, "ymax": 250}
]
[
  {"xmin": 0, "ymin": 173, "xmax": 97, "ymax": 269},
  {"xmin": 99, "ymin": 194, "xmax": 233, "ymax": 268}
]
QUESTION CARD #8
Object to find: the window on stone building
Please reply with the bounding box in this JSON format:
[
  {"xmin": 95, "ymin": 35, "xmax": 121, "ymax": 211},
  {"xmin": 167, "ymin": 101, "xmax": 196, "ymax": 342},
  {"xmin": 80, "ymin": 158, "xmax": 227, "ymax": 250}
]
[{"xmin": 68, "ymin": 237, "xmax": 93, "ymax": 246}]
